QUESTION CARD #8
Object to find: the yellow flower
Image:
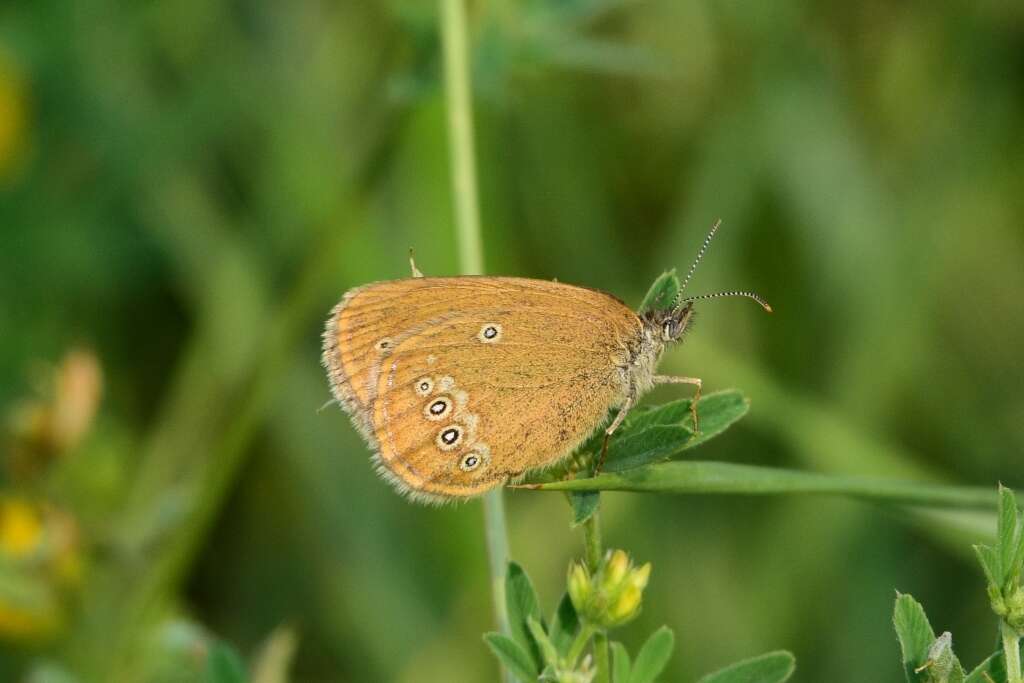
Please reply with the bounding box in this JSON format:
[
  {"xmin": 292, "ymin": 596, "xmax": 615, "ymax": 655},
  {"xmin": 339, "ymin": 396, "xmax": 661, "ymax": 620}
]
[
  {"xmin": 566, "ymin": 550, "xmax": 653, "ymax": 629},
  {"xmin": 0, "ymin": 498, "xmax": 43, "ymax": 558},
  {"xmin": 0, "ymin": 50, "xmax": 29, "ymax": 182},
  {"xmin": 601, "ymin": 550, "xmax": 629, "ymax": 591}
]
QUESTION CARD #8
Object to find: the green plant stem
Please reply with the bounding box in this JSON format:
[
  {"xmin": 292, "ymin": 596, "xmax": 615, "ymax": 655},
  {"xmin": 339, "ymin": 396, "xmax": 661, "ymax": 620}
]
[
  {"xmin": 583, "ymin": 507, "xmax": 604, "ymax": 572},
  {"xmin": 567, "ymin": 623, "xmax": 598, "ymax": 668},
  {"xmin": 439, "ymin": 0, "xmax": 513, "ymax": 668},
  {"xmin": 593, "ymin": 631, "xmax": 611, "ymax": 683},
  {"xmin": 1004, "ymin": 621, "xmax": 1022, "ymax": 683},
  {"xmin": 581, "ymin": 506, "xmax": 611, "ymax": 682},
  {"xmin": 483, "ymin": 487, "xmax": 511, "ymax": 637},
  {"xmin": 440, "ymin": 0, "xmax": 484, "ymax": 276},
  {"xmin": 535, "ymin": 461, "xmax": 1012, "ymax": 511}
]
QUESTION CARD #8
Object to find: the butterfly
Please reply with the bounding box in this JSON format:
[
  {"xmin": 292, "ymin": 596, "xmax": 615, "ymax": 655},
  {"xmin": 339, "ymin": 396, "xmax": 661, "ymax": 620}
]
[{"xmin": 321, "ymin": 221, "xmax": 770, "ymax": 503}]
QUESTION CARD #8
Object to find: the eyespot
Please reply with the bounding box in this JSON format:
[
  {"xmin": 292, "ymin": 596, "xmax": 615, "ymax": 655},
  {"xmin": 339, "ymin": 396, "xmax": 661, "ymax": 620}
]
[
  {"xmin": 436, "ymin": 425, "xmax": 463, "ymax": 451},
  {"xmin": 375, "ymin": 337, "xmax": 394, "ymax": 352},
  {"xmin": 424, "ymin": 396, "xmax": 453, "ymax": 421},
  {"xmin": 459, "ymin": 452, "xmax": 482, "ymax": 472},
  {"xmin": 477, "ymin": 323, "xmax": 502, "ymax": 343},
  {"xmin": 414, "ymin": 377, "xmax": 434, "ymax": 396}
]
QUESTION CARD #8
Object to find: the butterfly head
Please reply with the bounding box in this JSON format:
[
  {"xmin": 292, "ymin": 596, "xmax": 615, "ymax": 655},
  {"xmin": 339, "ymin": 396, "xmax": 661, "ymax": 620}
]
[
  {"xmin": 645, "ymin": 302, "xmax": 696, "ymax": 344},
  {"xmin": 646, "ymin": 219, "xmax": 772, "ymax": 345}
]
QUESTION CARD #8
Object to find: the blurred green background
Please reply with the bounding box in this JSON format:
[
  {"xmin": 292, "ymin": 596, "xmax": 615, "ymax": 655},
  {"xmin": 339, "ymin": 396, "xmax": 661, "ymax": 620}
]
[{"xmin": 2, "ymin": 1, "xmax": 1023, "ymax": 681}]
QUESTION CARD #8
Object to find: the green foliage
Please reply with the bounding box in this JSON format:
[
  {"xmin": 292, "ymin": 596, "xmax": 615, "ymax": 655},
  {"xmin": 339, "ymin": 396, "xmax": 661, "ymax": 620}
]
[
  {"xmin": 638, "ymin": 270, "xmax": 681, "ymax": 314},
  {"xmin": 695, "ymin": 651, "xmax": 796, "ymax": 683},
  {"xmin": 204, "ymin": 643, "xmax": 249, "ymax": 683},
  {"xmin": 627, "ymin": 627, "xmax": 674, "ymax": 683},
  {"xmin": 506, "ymin": 562, "xmax": 546, "ymax": 673},
  {"xmin": 536, "ymin": 460, "xmax": 1012, "ymax": 509},
  {"xmin": 484, "ymin": 633, "xmax": 540, "ymax": 683},
  {"xmin": 965, "ymin": 653, "xmax": 1006, "ymax": 683},
  {"xmin": 893, "ymin": 490, "xmax": 1024, "ymax": 683},
  {"xmin": 975, "ymin": 486, "xmax": 1024, "ymax": 633},
  {"xmin": 893, "ymin": 594, "xmax": 965, "ymax": 683},
  {"xmin": 570, "ymin": 491, "xmax": 601, "ymax": 527},
  {"xmin": 549, "ymin": 593, "xmax": 582, "ymax": 657},
  {"xmin": 611, "ymin": 642, "xmax": 631, "ymax": 683}
]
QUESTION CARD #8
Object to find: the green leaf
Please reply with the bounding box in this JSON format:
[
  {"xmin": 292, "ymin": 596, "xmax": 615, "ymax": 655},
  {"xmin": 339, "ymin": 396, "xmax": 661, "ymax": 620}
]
[
  {"xmin": 204, "ymin": 642, "xmax": 248, "ymax": 683},
  {"xmin": 604, "ymin": 425, "xmax": 692, "ymax": 473},
  {"xmin": 527, "ymin": 616, "xmax": 560, "ymax": 670},
  {"xmin": 484, "ymin": 633, "xmax": 540, "ymax": 683},
  {"xmin": 696, "ymin": 651, "xmax": 796, "ymax": 683},
  {"xmin": 570, "ymin": 491, "xmax": 601, "ymax": 526},
  {"xmin": 528, "ymin": 618, "xmax": 561, "ymax": 671},
  {"xmin": 628, "ymin": 626, "xmax": 674, "ymax": 683},
  {"xmin": 612, "ymin": 641, "xmax": 632, "ymax": 683},
  {"xmin": 894, "ymin": 593, "xmax": 936, "ymax": 681},
  {"xmin": 530, "ymin": 462, "xmax": 1012, "ymax": 511},
  {"xmin": 974, "ymin": 545, "xmax": 1002, "ymax": 590},
  {"xmin": 625, "ymin": 391, "xmax": 749, "ymax": 449},
  {"xmin": 964, "ymin": 651, "xmax": 1006, "ymax": 683},
  {"xmin": 549, "ymin": 593, "xmax": 580, "ymax": 656},
  {"xmin": 998, "ymin": 485, "xmax": 1020, "ymax": 584},
  {"xmin": 602, "ymin": 391, "xmax": 748, "ymax": 473},
  {"xmin": 679, "ymin": 392, "xmax": 751, "ymax": 450},
  {"xmin": 639, "ymin": 270, "xmax": 680, "ymax": 314},
  {"xmin": 506, "ymin": 562, "xmax": 544, "ymax": 671},
  {"xmin": 1012, "ymin": 521, "xmax": 1024, "ymax": 585},
  {"xmin": 999, "ymin": 487, "xmax": 1018, "ymax": 576}
]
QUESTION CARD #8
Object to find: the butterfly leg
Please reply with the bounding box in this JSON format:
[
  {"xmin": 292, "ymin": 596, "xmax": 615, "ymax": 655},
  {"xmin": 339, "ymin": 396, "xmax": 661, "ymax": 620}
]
[
  {"xmin": 596, "ymin": 393, "xmax": 635, "ymax": 475},
  {"xmin": 408, "ymin": 249, "xmax": 425, "ymax": 278},
  {"xmin": 652, "ymin": 375, "xmax": 702, "ymax": 432}
]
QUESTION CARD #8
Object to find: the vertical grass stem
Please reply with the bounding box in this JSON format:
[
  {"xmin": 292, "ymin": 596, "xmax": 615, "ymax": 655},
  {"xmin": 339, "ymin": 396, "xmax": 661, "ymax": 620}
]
[{"xmin": 438, "ymin": 0, "xmax": 512, "ymax": 670}]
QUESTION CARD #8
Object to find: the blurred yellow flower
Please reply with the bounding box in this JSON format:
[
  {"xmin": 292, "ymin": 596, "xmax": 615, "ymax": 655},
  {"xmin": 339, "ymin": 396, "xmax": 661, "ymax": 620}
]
[
  {"xmin": 0, "ymin": 49, "xmax": 28, "ymax": 181},
  {"xmin": 0, "ymin": 498, "xmax": 82, "ymax": 642},
  {"xmin": 0, "ymin": 498, "xmax": 42, "ymax": 558}
]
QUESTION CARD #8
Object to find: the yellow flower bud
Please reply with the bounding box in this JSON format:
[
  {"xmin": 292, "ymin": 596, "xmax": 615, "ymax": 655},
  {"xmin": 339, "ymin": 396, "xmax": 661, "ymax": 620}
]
[
  {"xmin": 567, "ymin": 562, "xmax": 591, "ymax": 612},
  {"xmin": 608, "ymin": 585, "xmax": 643, "ymax": 625},
  {"xmin": 630, "ymin": 562, "xmax": 651, "ymax": 591},
  {"xmin": 602, "ymin": 550, "xmax": 630, "ymax": 591}
]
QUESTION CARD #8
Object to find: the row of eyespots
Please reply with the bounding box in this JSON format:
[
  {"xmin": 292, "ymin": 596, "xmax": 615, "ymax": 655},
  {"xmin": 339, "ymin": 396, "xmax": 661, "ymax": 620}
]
[{"xmin": 413, "ymin": 375, "xmax": 484, "ymax": 472}]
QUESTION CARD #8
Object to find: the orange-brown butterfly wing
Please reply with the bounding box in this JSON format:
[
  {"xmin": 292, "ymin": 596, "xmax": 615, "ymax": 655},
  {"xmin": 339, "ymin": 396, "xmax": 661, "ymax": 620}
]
[{"xmin": 323, "ymin": 277, "xmax": 643, "ymax": 502}]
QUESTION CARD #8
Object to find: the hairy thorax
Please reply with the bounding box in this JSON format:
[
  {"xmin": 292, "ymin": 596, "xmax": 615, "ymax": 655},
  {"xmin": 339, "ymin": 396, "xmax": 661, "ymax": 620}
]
[{"xmin": 621, "ymin": 322, "xmax": 665, "ymax": 401}]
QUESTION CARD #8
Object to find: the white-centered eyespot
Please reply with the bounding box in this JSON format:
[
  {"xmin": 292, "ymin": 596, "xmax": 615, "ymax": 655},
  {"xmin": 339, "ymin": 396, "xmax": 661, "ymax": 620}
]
[
  {"xmin": 436, "ymin": 425, "xmax": 463, "ymax": 451},
  {"xmin": 459, "ymin": 452, "xmax": 483, "ymax": 472},
  {"xmin": 375, "ymin": 337, "xmax": 394, "ymax": 352},
  {"xmin": 424, "ymin": 396, "xmax": 453, "ymax": 421},
  {"xmin": 414, "ymin": 377, "xmax": 434, "ymax": 397},
  {"xmin": 477, "ymin": 323, "xmax": 502, "ymax": 343}
]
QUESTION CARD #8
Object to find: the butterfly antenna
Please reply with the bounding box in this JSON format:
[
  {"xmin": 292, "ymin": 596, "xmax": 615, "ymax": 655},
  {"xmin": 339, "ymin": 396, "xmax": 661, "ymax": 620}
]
[
  {"xmin": 672, "ymin": 218, "xmax": 722, "ymax": 312},
  {"xmin": 680, "ymin": 290, "xmax": 773, "ymax": 313}
]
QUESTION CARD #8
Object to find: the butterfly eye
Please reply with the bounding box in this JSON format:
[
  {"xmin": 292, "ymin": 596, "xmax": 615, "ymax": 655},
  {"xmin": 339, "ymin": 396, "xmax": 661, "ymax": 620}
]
[
  {"xmin": 414, "ymin": 377, "xmax": 434, "ymax": 396},
  {"xmin": 436, "ymin": 426, "xmax": 463, "ymax": 451},
  {"xmin": 477, "ymin": 323, "xmax": 502, "ymax": 343},
  {"xmin": 423, "ymin": 396, "xmax": 453, "ymax": 421},
  {"xmin": 375, "ymin": 337, "xmax": 393, "ymax": 352},
  {"xmin": 459, "ymin": 452, "xmax": 482, "ymax": 472}
]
